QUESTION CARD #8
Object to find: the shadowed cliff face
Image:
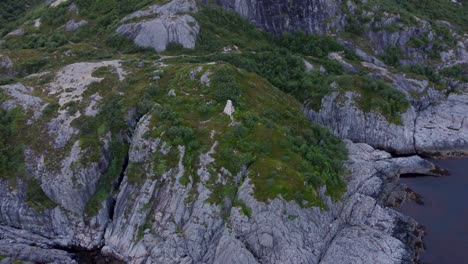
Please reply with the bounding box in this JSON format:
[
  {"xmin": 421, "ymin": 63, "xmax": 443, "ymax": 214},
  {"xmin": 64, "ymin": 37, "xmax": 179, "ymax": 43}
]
[{"xmin": 209, "ymin": 0, "xmax": 344, "ymax": 34}]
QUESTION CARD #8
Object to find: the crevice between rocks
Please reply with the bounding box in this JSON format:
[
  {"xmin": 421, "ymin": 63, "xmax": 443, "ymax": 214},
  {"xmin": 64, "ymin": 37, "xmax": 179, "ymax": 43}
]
[
  {"xmin": 74, "ymin": 112, "xmax": 146, "ymax": 263},
  {"xmin": 412, "ymin": 104, "xmax": 421, "ymax": 156},
  {"xmin": 108, "ymin": 154, "xmax": 129, "ymax": 221}
]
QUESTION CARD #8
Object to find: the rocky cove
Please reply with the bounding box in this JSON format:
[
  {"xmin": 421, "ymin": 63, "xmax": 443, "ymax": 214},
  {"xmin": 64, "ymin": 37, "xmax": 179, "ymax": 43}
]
[{"xmin": 400, "ymin": 158, "xmax": 468, "ymax": 263}]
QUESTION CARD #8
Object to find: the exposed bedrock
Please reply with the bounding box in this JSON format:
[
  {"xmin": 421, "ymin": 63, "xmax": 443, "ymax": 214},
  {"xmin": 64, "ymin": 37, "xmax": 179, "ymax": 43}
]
[
  {"xmin": 306, "ymin": 89, "xmax": 468, "ymax": 157},
  {"xmin": 305, "ymin": 49, "xmax": 468, "ymax": 157},
  {"xmin": 116, "ymin": 0, "xmax": 200, "ymax": 52},
  {"xmin": 0, "ymin": 91, "xmax": 446, "ymax": 263},
  {"xmin": 100, "ymin": 114, "xmax": 442, "ymax": 263},
  {"xmin": 205, "ymin": 0, "xmax": 344, "ymax": 35}
]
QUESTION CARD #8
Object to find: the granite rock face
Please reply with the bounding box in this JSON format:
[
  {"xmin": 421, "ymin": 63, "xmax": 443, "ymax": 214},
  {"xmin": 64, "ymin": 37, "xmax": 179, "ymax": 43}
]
[
  {"xmin": 306, "ymin": 59, "xmax": 468, "ymax": 156},
  {"xmin": 415, "ymin": 93, "xmax": 468, "ymax": 155},
  {"xmin": 362, "ymin": 14, "xmax": 467, "ymax": 67},
  {"xmin": 306, "ymin": 91, "xmax": 417, "ymax": 155},
  {"xmin": 65, "ymin": 19, "xmax": 88, "ymax": 31},
  {"xmin": 0, "ymin": 83, "xmax": 44, "ymax": 120},
  {"xmin": 0, "ymin": 54, "xmax": 14, "ymax": 78},
  {"xmin": 209, "ymin": 0, "xmax": 344, "ymax": 35},
  {"xmin": 116, "ymin": 0, "xmax": 200, "ymax": 52},
  {"xmin": 211, "ymin": 0, "xmax": 466, "ymax": 68},
  {"xmin": 99, "ymin": 95, "xmax": 442, "ymax": 263},
  {"xmin": 0, "ymin": 61, "xmax": 128, "ymax": 261},
  {"xmin": 0, "ymin": 58, "xmax": 443, "ymax": 263},
  {"xmin": 100, "ymin": 111, "xmax": 439, "ymax": 263}
]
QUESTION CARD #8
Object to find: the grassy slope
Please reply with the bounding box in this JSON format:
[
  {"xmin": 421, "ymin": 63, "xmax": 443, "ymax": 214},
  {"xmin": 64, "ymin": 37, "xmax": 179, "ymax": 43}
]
[{"xmin": 143, "ymin": 63, "xmax": 348, "ymax": 207}]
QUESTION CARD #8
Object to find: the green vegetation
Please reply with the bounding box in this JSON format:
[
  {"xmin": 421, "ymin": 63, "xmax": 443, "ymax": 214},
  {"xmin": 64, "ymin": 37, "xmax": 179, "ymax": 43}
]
[
  {"xmin": 341, "ymin": 0, "xmax": 462, "ymax": 60},
  {"xmin": 0, "ymin": 1, "xmax": 413, "ymax": 128},
  {"xmin": 351, "ymin": 0, "xmax": 467, "ymax": 31},
  {"xmin": 211, "ymin": 67, "xmax": 242, "ymax": 103},
  {"xmin": 165, "ymin": 7, "xmax": 410, "ymax": 123},
  {"xmin": 399, "ymin": 64, "xmax": 467, "ymax": 91},
  {"xmin": 234, "ymin": 198, "xmax": 252, "ymax": 218},
  {"xmin": 194, "ymin": 7, "xmax": 272, "ymax": 52},
  {"xmin": 152, "ymin": 64, "xmax": 348, "ymax": 208},
  {"xmin": 276, "ymin": 32, "xmax": 359, "ymax": 60},
  {"xmin": 381, "ymin": 46, "xmax": 403, "ymax": 67},
  {"xmin": 377, "ymin": 0, "xmax": 467, "ymax": 31},
  {"xmin": 25, "ymin": 178, "xmax": 57, "ymax": 211},
  {"xmin": 440, "ymin": 64, "xmax": 468, "ymax": 82},
  {"xmin": 0, "ymin": 106, "xmax": 25, "ymax": 181},
  {"xmin": 0, "ymin": 0, "xmax": 41, "ymax": 36},
  {"xmin": 2, "ymin": 1, "xmax": 448, "ymax": 218},
  {"xmin": 335, "ymin": 75, "xmax": 410, "ymax": 124},
  {"xmin": 84, "ymin": 141, "xmax": 128, "ymax": 216},
  {"xmin": 78, "ymin": 64, "xmax": 159, "ymax": 215},
  {"xmin": 0, "ymin": 93, "xmax": 57, "ymax": 211}
]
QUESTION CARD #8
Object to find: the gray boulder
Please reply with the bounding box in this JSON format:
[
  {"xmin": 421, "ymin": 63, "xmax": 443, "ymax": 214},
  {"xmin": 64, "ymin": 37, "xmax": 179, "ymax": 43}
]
[
  {"xmin": 116, "ymin": 0, "xmax": 200, "ymax": 52},
  {"xmin": 65, "ymin": 19, "xmax": 88, "ymax": 31},
  {"xmin": 0, "ymin": 54, "xmax": 13, "ymax": 70},
  {"xmin": 0, "ymin": 83, "xmax": 44, "ymax": 120}
]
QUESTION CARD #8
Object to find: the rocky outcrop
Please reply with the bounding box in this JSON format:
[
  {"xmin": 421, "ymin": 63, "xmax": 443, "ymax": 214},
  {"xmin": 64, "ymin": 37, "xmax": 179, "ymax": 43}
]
[
  {"xmin": 0, "ymin": 61, "xmax": 128, "ymax": 260},
  {"xmin": 49, "ymin": 0, "xmax": 68, "ymax": 7},
  {"xmin": 415, "ymin": 93, "xmax": 468, "ymax": 155},
  {"xmin": 0, "ymin": 54, "xmax": 14, "ymax": 78},
  {"xmin": 208, "ymin": 0, "xmax": 344, "ymax": 35},
  {"xmin": 306, "ymin": 59, "xmax": 468, "ymax": 156},
  {"xmin": 5, "ymin": 28, "xmax": 24, "ymax": 37},
  {"xmin": 117, "ymin": 0, "xmax": 200, "ymax": 52},
  {"xmin": 0, "ymin": 57, "xmax": 449, "ymax": 264},
  {"xmin": 0, "ymin": 225, "xmax": 77, "ymax": 263},
  {"xmin": 100, "ymin": 110, "xmax": 441, "ymax": 263},
  {"xmin": 0, "ymin": 1, "xmax": 465, "ymax": 263},
  {"xmin": 306, "ymin": 91, "xmax": 417, "ymax": 154},
  {"xmin": 65, "ymin": 19, "xmax": 88, "ymax": 32},
  {"xmin": 440, "ymin": 39, "xmax": 468, "ymax": 68},
  {"xmin": 0, "ymin": 83, "xmax": 44, "ymax": 120},
  {"xmin": 211, "ymin": 0, "xmax": 466, "ymax": 67},
  {"xmin": 308, "ymin": 95, "xmax": 468, "ymax": 156}
]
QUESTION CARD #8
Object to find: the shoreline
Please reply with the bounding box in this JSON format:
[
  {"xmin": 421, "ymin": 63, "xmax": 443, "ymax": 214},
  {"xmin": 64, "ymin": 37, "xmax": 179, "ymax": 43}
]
[{"xmin": 396, "ymin": 156, "xmax": 468, "ymax": 263}]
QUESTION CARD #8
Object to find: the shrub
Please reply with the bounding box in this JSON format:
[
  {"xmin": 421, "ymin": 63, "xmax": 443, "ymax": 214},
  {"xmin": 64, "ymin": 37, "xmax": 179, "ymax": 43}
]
[
  {"xmin": 381, "ymin": 46, "xmax": 403, "ymax": 66},
  {"xmin": 440, "ymin": 65, "xmax": 467, "ymax": 82},
  {"xmin": 336, "ymin": 75, "xmax": 410, "ymax": 124},
  {"xmin": 0, "ymin": 107, "xmax": 25, "ymax": 180},
  {"xmin": 0, "ymin": 0, "xmax": 41, "ymax": 37},
  {"xmin": 211, "ymin": 67, "xmax": 242, "ymax": 103},
  {"xmin": 41, "ymin": 4, "xmax": 68, "ymax": 26},
  {"xmin": 276, "ymin": 32, "xmax": 355, "ymax": 59},
  {"xmin": 25, "ymin": 178, "xmax": 57, "ymax": 211}
]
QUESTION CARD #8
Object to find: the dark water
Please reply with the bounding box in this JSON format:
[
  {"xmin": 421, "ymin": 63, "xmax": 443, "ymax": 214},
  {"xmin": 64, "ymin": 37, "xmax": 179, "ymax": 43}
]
[
  {"xmin": 74, "ymin": 250, "xmax": 125, "ymax": 264},
  {"xmin": 400, "ymin": 158, "xmax": 468, "ymax": 264}
]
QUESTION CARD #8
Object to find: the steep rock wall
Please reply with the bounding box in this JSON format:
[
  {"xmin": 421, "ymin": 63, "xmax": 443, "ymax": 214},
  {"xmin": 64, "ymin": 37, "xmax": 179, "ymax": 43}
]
[{"xmin": 207, "ymin": 0, "xmax": 344, "ymax": 34}]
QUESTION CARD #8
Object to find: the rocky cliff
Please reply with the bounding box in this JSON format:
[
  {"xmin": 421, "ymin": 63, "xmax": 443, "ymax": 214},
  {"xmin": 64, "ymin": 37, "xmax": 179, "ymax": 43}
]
[
  {"xmin": 208, "ymin": 0, "xmax": 467, "ymax": 157},
  {"xmin": 0, "ymin": 0, "xmax": 466, "ymax": 263},
  {"xmin": 306, "ymin": 71, "xmax": 468, "ymax": 156},
  {"xmin": 207, "ymin": 0, "xmax": 344, "ymax": 35}
]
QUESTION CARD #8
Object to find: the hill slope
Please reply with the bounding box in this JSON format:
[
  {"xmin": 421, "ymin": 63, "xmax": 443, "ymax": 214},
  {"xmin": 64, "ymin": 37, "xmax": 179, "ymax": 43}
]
[{"xmin": 0, "ymin": 0, "xmax": 466, "ymax": 263}]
